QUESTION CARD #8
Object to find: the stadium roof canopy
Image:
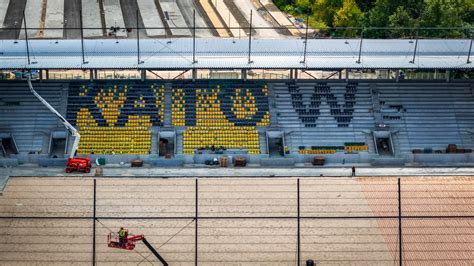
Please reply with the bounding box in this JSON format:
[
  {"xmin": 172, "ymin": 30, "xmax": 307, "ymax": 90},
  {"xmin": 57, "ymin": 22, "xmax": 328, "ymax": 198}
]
[{"xmin": 0, "ymin": 39, "xmax": 472, "ymax": 70}]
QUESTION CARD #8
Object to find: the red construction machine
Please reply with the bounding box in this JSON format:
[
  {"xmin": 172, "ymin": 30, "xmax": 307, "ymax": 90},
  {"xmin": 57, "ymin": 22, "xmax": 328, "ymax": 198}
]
[
  {"xmin": 27, "ymin": 76, "xmax": 91, "ymax": 173},
  {"xmin": 108, "ymin": 230, "xmax": 168, "ymax": 265},
  {"xmin": 65, "ymin": 158, "xmax": 91, "ymax": 173}
]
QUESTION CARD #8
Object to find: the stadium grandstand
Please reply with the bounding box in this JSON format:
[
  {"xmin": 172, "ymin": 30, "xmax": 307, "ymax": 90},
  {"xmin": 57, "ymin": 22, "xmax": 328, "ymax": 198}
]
[
  {"xmin": 0, "ymin": 37, "xmax": 473, "ymax": 166},
  {"xmin": 0, "ymin": 0, "xmax": 473, "ymax": 265}
]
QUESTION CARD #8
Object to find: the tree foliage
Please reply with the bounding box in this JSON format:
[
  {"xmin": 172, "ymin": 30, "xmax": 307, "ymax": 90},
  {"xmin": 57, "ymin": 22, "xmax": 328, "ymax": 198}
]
[
  {"xmin": 333, "ymin": 0, "xmax": 365, "ymax": 37},
  {"xmin": 273, "ymin": 0, "xmax": 473, "ymax": 38}
]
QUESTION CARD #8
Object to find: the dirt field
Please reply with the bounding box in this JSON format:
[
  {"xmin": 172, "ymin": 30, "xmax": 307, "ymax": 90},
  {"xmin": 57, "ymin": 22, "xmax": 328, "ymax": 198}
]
[{"xmin": 0, "ymin": 176, "xmax": 472, "ymax": 265}]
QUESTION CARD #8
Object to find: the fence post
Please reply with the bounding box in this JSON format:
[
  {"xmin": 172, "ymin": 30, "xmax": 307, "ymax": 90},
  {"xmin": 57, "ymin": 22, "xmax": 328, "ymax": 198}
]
[
  {"xmin": 80, "ymin": 7, "xmax": 86, "ymax": 64},
  {"xmin": 93, "ymin": 179, "xmax": 96, "ymax": 266},
  {"xmin": 297, "ymin": 178, "xmax": 301, "ymax": 266},
  {"xmin": 195, "ymin": 178, "xmax": 198, "ymax": 266},
  {"xmin": 193, "ymin": 9, "xmax": 197, "ymax": 64},
  {"xmin": 248, "ymin": 10, "xmax": 253, "ymax": 64},
  {"xmin": 410, "ymin": 30, "xmax": 419, "ymax": 64},
  {"xmin": 467, "ymin": 34, "xmax": 472, "ymax": 64},
  {"xmin": 356, "ymin": 27, "xmax": 364, "ymax": 64},
  {"xmin": 398, "ymin": 178, "xmax": 402, "ymax": 266},
  {"xmin": 300, "ymin": 16, "xmax": 309, "ymax": 65},
  {"xmin": 136, "ymin": 9, "xmax": 141, "ymax": 65},
  {"xmin": 23, "ymin": 10, "xmax": 31, "ymax": 65}
]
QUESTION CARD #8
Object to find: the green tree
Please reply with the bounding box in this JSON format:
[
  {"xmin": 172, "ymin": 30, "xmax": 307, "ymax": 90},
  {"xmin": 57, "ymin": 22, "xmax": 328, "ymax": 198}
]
[
  {"xmin": 367, "ymin": 0, "xmax": 424, "ymax": 37},
  {"xmin": 388, "ymin": 6, "xmax": 418, "ymax": 37},
  {"xmin": 356, "ymin": 0, "xmax": 376, "ymax": 12},
  {"xmin": 419, "ymin": 0, "xmax": 472, "ymax": 37},
  {"xmin": 312, "ymin": 0, "xmax": 344, "ymax": 27},
  {"xmin": 333, "ymin": 0, "xmax": 365, "ymax": 36}
]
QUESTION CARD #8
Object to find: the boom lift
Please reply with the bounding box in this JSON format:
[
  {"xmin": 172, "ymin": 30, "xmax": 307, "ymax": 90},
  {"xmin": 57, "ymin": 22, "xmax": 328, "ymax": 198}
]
[
  {"xmin": 108, "ymin": 230, "xmax": 168, "ymax": 265},
  {"xmin": 27, "ymin": 77, "xmax": 91, "ymax": 173}
]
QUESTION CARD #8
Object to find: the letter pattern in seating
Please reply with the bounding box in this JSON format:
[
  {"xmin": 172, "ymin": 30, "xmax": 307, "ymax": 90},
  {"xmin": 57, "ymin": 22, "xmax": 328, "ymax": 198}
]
[
  {"xmin": 67, "ymin": 82, "xmax": 165, "ymax": 154},
  {"xmin": 172, "ymin": 81, "xmax": 270, "ymax": 154},
  {"xmin": 289, "ymin": 82, "xmax": 357, "ymax": 127}
]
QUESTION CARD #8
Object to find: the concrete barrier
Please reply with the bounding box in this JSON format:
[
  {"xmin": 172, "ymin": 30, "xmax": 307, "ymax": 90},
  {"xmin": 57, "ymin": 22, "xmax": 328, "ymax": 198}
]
[
  {"xmin": 291, "ymin": 153, "xmax": 372, "ymax": 164},
  {"xmin": 371, "ymin": 157, "xmax": 406, "ymax": 166},
  {"xmin": 147, "ymin": 158, "xmax": 185, "ymax": 167},
  {"xmin": 260, "ymin": 157, "xmax": 295, "ymax": 167},
  {"xmin": 413, "ymin": 153, "xmax": 474, "ymax": 164},
  {"xmin": 192, "ymin": 154, "xmax": 264, "ymax": 165},
  {"xmin": 0, "ymin": 159, "xmax": 18, "ymax": 167},
  {"xmin": 38, "ymin": 158, "xmax": 67, "ymax": 167}
]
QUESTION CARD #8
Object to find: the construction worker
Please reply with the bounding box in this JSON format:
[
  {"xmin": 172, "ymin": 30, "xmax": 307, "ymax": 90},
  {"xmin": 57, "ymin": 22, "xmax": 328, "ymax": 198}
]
[{"xmin": 118, "ymin": 227, "xmax": 126, "ymax": 247}]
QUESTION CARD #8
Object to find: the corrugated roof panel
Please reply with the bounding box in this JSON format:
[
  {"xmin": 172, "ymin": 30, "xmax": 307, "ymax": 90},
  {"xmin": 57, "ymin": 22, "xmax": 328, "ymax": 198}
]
[{"xmin": 0, "ymin": 39, "xmax": 472, "ymax": 69}]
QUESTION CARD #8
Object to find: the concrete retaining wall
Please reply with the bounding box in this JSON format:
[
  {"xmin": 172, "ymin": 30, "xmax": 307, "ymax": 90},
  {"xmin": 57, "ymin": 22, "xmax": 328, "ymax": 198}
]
[
  {"xmin": 290, "ymin": 153, "xmax": 372, "ymax": 164},
  {"xmin": 413, "ymin": 153, "xmax": 474, "ymax": 164},
  {"xmin": 260, "ymin": 157, "xmax": 295, "ymax": 167},
  {"xmin": 38, "ymin": 158, "xmax": 67, "ymax": 167},
  {"xmin": 0, "ymin": 159, "xmax": 18, "ymax": 167},
  {"xmin": 146, "ymin": 158, "xmax": 185, "ymax": 167},
  {"xmin": 371, "ymin": 157, "xmax": 406, "ymax": 166},
  {"xmin": 5, "ymin": 152, "xmax": 474, "ymax": 167}
]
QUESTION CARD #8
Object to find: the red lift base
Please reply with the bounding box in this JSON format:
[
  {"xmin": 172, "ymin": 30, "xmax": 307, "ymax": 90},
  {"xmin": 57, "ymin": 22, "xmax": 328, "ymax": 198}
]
[{"xmin": 107, "ymin": 231, "xmax": 168, "ymax": 266}]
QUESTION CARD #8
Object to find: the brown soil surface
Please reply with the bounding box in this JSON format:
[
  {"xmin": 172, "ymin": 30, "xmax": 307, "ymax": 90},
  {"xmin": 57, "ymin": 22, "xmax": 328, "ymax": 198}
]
[{"xmin": 0, "ymin": 176, "xmax": 471, "ymax": 265}]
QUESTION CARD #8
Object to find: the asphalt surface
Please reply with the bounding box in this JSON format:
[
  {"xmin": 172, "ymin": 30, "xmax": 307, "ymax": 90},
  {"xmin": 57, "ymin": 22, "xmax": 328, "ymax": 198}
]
[
  {"xmin": 119, "ymin": 0, "xmax": 146, "ymax": 38},
  {"xmin": 224, "ymin": 0, "xmax": 254, "ymax": 36},
  {"xmin": 176, "ymin": 0, "xmax": 212, "ymax": 37},
  {"xmin": 0, "ymin": 0, "xmax": 27, "ymax": 39},
  {"xmin": 63, "ymin": 0, "xmax": 81, "ymax": 39}
]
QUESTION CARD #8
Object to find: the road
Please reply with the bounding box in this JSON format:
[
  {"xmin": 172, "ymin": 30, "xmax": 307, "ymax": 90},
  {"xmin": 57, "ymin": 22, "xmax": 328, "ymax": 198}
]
[
  {"xmin": 236, "ymin": 0, "xmax": 280, "ymax": 38},
  {"xmin": 176, "ymin": 0, "xmax": 213, "ymax": 38},
  {"xmin": 119, "ymin": 0, "xmax": 146, "ymax": 38},
  {"xmin": 63, "ymin": 0, "xmax": 81, "ymax": 39},
  {"xmin": 0, "ymin": 0, "xmax": 26, "ymax": 39}
]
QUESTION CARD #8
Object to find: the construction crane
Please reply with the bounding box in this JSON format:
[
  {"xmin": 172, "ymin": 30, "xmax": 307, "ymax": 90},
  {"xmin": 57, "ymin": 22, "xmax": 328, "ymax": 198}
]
[
  {"xmin": 108, "ymin": 230, "xmax": 168, "ymax": 265},
  {"xmin": 27, "ymin": 76, "xmax": 91, "ymax": 173}
]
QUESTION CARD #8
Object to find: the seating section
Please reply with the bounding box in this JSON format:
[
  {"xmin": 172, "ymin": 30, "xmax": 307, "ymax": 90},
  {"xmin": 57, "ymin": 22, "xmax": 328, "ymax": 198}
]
[
  {"xmin": 67, "ymin": 82, "xmax": 164, "ymax": 154},
  {"xmin": 2, "ymin": 80, "xmax": 473, "ymax": 157},
  {"xmin": 172, "ymin": 81, "xmax": 270, "ymax": 154},
  {"xmin": 0, "ymin": 82, "xmax": 65, "ymax": 153},
  {"xmin": 376, "ymin": 82, "xmax": 474, "ymax": 153},
  {"xmin": 274, "ymin": 81, "xmax": 474, "ymax": 154},
  {"xmin": 298, "ymin": 143, "xmax": 369, "ymax": 154},
  {"xmin": 273, "ymin": 81, "xmax": 374, "ymax": 154},
  {"xmin": 288, "ymin": 82, "xmax": 357, "ymax": 128}
]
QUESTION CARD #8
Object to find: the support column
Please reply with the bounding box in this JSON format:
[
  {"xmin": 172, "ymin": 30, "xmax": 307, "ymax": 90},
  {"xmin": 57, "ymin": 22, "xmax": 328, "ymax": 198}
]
[
  {"xmin": 39, "ymin": 70, "xmax": 43, "ymax": 81},
  {"xmin": 289, "ymin": 69, "xmax": 294, "ymax": 80},
  {"xmin": 345, "ymin": 69, "xmax": 349, "ymax": 82},
  {"xmin": 94, "ymin": 70, "xmax": 98, "ymax": 80},
  {"xmin": 192, "ymin": 69, "xmax": 197, "ymax": 81},
  {"xmin": 339, "ymin": 70, "xmax": 342, "ymax": 79},
  {"xmin": 294, "ymin": 69, "xmax": 298, "ymax": 80},
  {"xmin": 396, "ymin": 70, "xmax": 400, "ymax": 82},
  {"xmin": 45, "ymin": 70, "xmax": 50, "ymax": 80},
  {"xmin": 90, "ymin": 70, "xmax": 94, "ymax": 81},
  {"xmin": 445, "ymin": 70, "xmax": 450, "ymax": 82},
  {"xmin": 141, "ymin": 70, "xmax": 146, "ymax": 81}
]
